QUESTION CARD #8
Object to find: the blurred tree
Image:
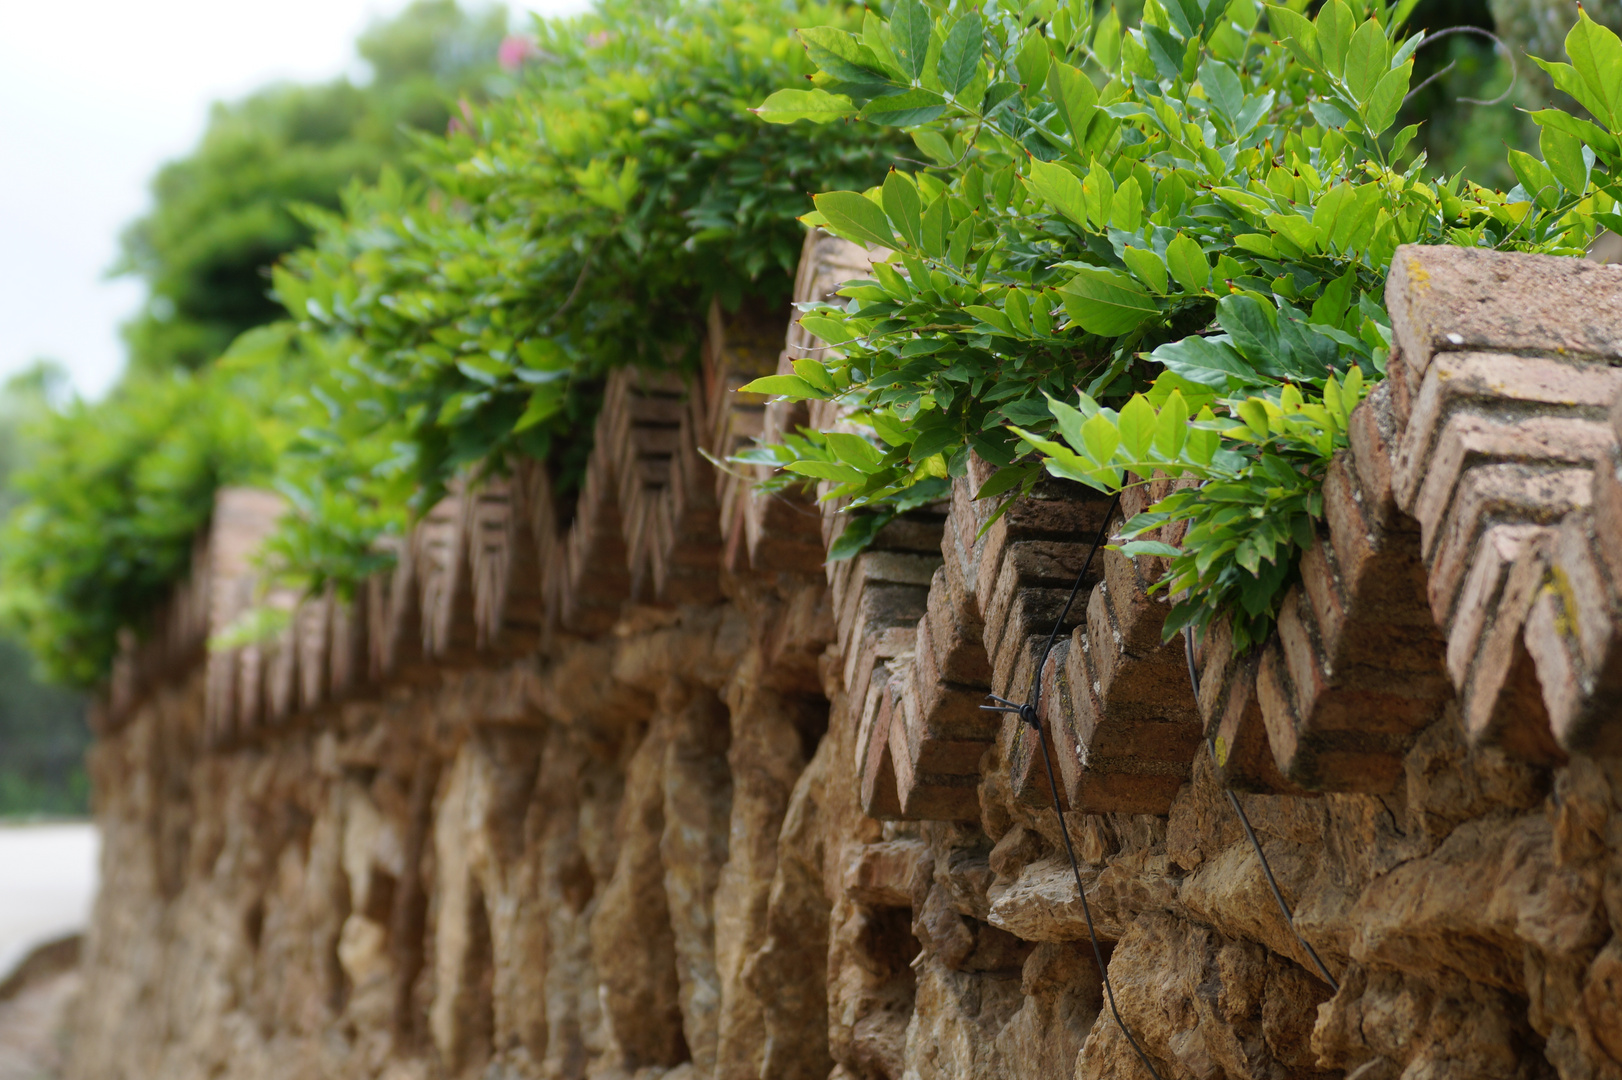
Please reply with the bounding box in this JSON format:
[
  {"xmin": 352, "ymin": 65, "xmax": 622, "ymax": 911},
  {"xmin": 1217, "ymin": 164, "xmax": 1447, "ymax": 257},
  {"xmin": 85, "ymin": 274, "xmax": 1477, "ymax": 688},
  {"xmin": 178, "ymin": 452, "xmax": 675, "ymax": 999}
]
[
  {"xmin": 114, "ymin": 0, "xmax": 509, "ymax": 376},
  {"xmin": 0, "ymin": 364, "xmax": 87, "ymax": 816}
]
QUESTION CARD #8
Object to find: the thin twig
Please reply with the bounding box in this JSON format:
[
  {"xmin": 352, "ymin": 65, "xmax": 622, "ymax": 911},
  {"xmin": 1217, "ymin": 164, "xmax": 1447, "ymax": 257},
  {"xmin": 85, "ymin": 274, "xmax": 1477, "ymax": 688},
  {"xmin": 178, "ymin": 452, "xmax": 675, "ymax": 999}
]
[{"xmin": 1403, "ymin": 25, "xmax": 1518, "ymax": 107}]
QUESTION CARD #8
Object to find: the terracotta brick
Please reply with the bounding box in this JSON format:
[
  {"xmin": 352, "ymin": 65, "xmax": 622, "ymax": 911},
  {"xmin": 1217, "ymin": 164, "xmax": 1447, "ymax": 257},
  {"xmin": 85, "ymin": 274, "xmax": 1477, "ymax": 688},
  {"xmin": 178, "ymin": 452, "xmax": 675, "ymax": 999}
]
[
  {"xmin": 982, "ymin": 542, "xmax": 1096, "ymax": 652},
  {"xmin": 872, "ymin": 510, "xmax": 947, "ymax": 555},
  {"xmin": 1410, "ymin": 414, "xmax": 1612, "ymax": 565},
  {"xmin": 1210, "ymin": 653, "xmax": 1304, "ymax": 795},
  {"xmin": 1522, "ymin": 515, "xmax": 1622, "ymax": 756},
  {"xmin": 924, "ymin": 567, "xmax": 991, "ymax": 687},
  {"xmin": 847, "ymin": 625, "xmax": 916, "ymax": 725},
  {"xmin": 1419, "ymin": 461, "xmax": 1592, "ymax": 584},
  {"xmin": 976, "ymin": 481, "xmax": 1112, "ymax": 604},
  {"xmin": 912, "ymin": 615, "xmax": 997, "ymax": 740},
  {"xmin": 939, "ymin": 512, "xmax": 985, "ymax": 629},
  {"xmin": 1392, "ymin": 351, "xmax": 1622, "ymax": 512},
  {"xmin": 1347, "ymin": 383, "xmax": 1401, "ymax": 534},
  {"xmin": 1192, "ymin": 617, "xmax": 1237, "ymax": 733},
  {"xmin": 890, "ymin": 674, "xmax": 983, "ymax": 822},
  {"xmin": 860, "ymin": 680, "xmax": 903, "ymax": 820},
  {"xmin": 1445, "ymin": 523, "xmax": 1550, "ymax": 686},
  {"xmin": 835, "ymin": 551, "xmax": 939, "ymax": 658},
  {"xmin": 1099, "ymin": 546, "xmax": 1178, "ymax": 656},
  {"xmin": 1082, "ymin": 584, "xmax": 1193, "ymax": 713},
  {"xmin": 1384, "ymin": 245, "xmax": 1622, "ymax": 388},
  {"xmin": 1460, "ymin": 535, "xmax": 1566, "ymax": 763},
  {"xmin": 1255, "ymin": 636, "xmax": 1406, "ymax": 794}
]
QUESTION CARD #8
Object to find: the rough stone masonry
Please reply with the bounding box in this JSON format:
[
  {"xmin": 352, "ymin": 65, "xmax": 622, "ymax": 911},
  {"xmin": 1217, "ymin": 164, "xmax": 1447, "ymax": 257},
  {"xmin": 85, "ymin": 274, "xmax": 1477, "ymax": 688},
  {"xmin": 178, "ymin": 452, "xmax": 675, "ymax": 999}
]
[{"xmin": 65, "ymin": 241, "xmax": 1622, "ymax": 1080}]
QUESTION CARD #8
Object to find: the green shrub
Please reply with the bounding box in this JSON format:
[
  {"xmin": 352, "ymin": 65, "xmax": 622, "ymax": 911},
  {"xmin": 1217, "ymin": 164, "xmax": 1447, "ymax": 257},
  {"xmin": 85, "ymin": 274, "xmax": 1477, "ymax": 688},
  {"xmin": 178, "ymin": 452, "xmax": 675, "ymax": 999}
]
[
  {"xmin": 257, "ymin": 0, "xmax": 905, "ymax": 590},
  {"xmin": 0, "ymin": 369, "xmax": 279, "ymax": 685},
  {"xmin": 749, "ymin": 0, "xmax": 1616, "ymax": 649}
]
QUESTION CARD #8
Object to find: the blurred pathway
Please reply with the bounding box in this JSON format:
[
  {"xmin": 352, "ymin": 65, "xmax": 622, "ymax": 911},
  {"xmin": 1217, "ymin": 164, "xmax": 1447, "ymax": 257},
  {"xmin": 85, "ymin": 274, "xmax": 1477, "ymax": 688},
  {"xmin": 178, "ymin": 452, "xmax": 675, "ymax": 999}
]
[{"xmin": 0, "ymin": 824, "xmax": 97, "ymax": 983}]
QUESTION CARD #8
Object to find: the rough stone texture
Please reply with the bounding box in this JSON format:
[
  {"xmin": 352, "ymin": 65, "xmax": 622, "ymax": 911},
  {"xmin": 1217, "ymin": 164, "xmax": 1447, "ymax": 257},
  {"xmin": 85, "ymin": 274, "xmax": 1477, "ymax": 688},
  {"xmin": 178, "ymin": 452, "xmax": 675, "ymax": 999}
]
[{"xmin": 69, "ymin": 245, "xmax": 1622, "ymax": 1080}]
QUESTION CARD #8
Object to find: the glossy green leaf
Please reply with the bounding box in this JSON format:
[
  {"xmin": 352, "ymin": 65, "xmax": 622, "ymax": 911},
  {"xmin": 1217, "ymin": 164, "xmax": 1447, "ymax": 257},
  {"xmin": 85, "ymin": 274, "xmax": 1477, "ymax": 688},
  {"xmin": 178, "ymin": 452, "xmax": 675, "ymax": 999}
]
[
  {"xmin": 1165, "ymin": 232, "xmax": 1211, "ymax": 292},
  {"xmin": 738, "ymin": 374, "xmax": 825, "ymax": 399},
  {"xmin": 939, "ymin": 12, "xmax": 984, "ymax": 95},
  {"xmin": 1122, "ymin": 246, "xmax": 1170, "ymax": 294},
  {"xmin": 813, "ymin": 191, "xmax": 897, "ymax": 250},
  {"xmin": 1060, "ymin": 268, "xmax": 1160, "ymax": 335},
  {"xmin": 882, "ymin": 171, "xmax": 923, "ymax": 249},
  {"xmin": 1025, "ymin": 158, "xmax": 1090, "ymax": 227},
  {"xmin": 754, "ymin": 88, "xmax": 857, "ymax": 124}
]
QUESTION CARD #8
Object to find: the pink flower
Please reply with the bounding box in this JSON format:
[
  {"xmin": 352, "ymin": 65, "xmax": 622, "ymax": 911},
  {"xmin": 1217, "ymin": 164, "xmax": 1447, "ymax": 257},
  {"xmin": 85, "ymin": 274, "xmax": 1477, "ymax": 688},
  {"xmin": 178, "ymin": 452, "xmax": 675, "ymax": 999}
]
[
  {"xmin": 587, "ymin": 30, "xmax": 613, "ymax": 48},
  {"xmin": 498, "ymin": 35, "xmax": 537, "ymax": 71}
]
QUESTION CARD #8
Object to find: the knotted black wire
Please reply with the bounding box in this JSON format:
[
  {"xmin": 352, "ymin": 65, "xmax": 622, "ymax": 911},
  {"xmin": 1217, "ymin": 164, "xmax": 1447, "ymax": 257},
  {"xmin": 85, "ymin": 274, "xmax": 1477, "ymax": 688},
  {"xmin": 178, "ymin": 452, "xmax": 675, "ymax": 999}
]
[{"xmin": 980, "ymin": 489, "xmax": 1170, "ymax": 1080}]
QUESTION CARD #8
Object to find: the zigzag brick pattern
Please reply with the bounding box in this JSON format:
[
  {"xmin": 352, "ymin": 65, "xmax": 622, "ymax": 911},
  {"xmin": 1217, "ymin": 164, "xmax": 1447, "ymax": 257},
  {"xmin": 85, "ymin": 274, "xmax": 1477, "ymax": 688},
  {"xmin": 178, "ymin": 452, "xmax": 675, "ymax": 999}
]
[{"xmin": 103, "ymin": 242, "xmax": 1622, "ymax": 809}]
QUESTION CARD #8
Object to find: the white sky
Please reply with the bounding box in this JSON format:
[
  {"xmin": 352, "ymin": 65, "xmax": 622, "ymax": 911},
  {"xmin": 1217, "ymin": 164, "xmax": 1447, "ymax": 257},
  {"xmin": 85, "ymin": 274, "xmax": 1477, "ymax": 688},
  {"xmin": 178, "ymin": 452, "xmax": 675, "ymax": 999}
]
[{"xmin": 0, "ymin": 0, "xmax": 589, "ymax": 400}]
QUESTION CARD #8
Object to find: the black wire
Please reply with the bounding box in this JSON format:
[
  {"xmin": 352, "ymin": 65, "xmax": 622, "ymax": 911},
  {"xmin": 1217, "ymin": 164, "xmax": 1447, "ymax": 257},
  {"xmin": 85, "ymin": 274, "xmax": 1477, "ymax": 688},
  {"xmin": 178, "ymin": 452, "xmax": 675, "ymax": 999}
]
[
  {"xmin": 983, "ymin": 490, "xmax": 1170, "ymax": 1080},
  {"xmin": 1181, "ymin": 626, "xmax": 1340, "ymax": 993}
]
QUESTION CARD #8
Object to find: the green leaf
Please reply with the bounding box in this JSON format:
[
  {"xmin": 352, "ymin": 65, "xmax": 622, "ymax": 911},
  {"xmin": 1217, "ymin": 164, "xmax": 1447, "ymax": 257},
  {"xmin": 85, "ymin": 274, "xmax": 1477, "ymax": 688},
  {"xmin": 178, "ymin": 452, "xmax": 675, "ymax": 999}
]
[
  {"xmin": 824, "ymin": 431, "xmax": 884, "ymax": 470},
  {"xmin": 828, "ymin": 511, "xmax": 894, "ymax": 561},
  {"xmin": 1267, "ymin": 212, "xmax": 1319, "ymax": 254},
  {"xmin": 920, "ymin": 196, "xmax": 951, "ymax": 258},
  {"xmin": 1084, "ymin": 160, "xmax": 1116, "ymax": 229},
  {"xmin": 1081, "ymin": 412, "xmax": 1121, "ymax": 466},
  {"xmin": 1343, "ymin": 18, "xmax": 1388, "ymax": 101},
  {"xmin": 792, "ymin": 358, "xmax": 836, "ymax": 393},
  {"xmin": 882, "ymin": 171, "xmax": 923, "ymax": 249},
  {"xmin": 1265, "ymin": 4, "xmax": 1319, "ymax": 67},
  {"xmin": 1122, "ymin": 246, "xmax": 1170, "ymax": 294},
  {"xmin": 1118, "ymin": 394, "xmax": 1156, "ymax": 461},
  {"xmin": 1528, "ymin": 108, "xmax": 1621, "ymax": 161},
  {"xmin": 860, "ymin": 88, "xmax": 948, "ymax": 126},
  {"xmin": 1152, "ymin": 389, "xmax": 1190, "ymax": 459},
  {"xmin": 1165, "ymin": 232, "xmax": 1211, "ymax": 292},
  {"xmin": 1564, "ymin": 9, "xmax": 1622, "ymax": 130},
  {"xmin": 889, "ymin": 0, "xmax": 933, "ymax": 80},
  {"xmin": 786, "ymin": 459, "xmax": 867, "ymax": 484},
  {"xmin": 1025, "ymin": 158, "xmax": 1090, "ymax": 227},
  {"xmin": 1045, "ymin": 60, "xmax": 1098, "ymax": 149},
  {"xmin": 797, "ymin": 315, "xmax": 853, "ymax": 345},
  {"xmin": 1362, "ymin": 60, "xmax": 1412, "ymax": 136},
  {"xmin": 813, "ymin": 191, "xmax": 897, "ymax": 250},
  {"xmin": 754, "ymin": 88, "xmax": 857, "ymax": 124},
  {"xmin": 1149, "ymin": 334, "xmax": 1257, "ymax": 389},
  {"xmin": 1509, "ymin": 148, "xmax": 1562, "ymax": 211},
  {"xmin": 1540, "ymin": 124, "xmax": 1591, "ymax": 193},
  {"xmin": 1110, "ymin": 176, "xmax": 1143, "ymax": 231},
  {"xmin": 939, "ymin": 13, "xmax": 983, "ymax": 95},
  {"xmin": 1117, "ymin": 539, "xmax": 1183, "ymax": 558},
  {"xmin": 1315, "ymin": 0, "xmax": 1353, "ymax": 77},
  {"xmin": 974, "ymin": 462, "xmax": 1037, "ymax": 501},
  {"xmin": 1016, "ymin": 32, "xmax": 1051, "ymax": 89},
  {"xmin": 513, "ymin": 389, "xmax": 561, "ymax": 433},
  {"xmin": 1093, "ymin": 8, "xmax": 1123, "ymax": 73},
  {"xmin": 1390, "ymin": 122, "xmax": 1421, "ymax": 160},
  {"xmin": 738, "ymin": 374, "xmax": 824, "ymax": 399},
  {"xmin": 964, "ymin": 305, "xmax": 1016, "ymax": 334},
  {"xmin": 1060, "ymin": 267, "xmax": 1160, "ymax": 335},
  {"xmin": 1198, "ymin": 58, "xmax": 1244, "ymax": 130},
  {"xmin": 798, "ymin": 26, "xmax": 894, "ymax": 88}
]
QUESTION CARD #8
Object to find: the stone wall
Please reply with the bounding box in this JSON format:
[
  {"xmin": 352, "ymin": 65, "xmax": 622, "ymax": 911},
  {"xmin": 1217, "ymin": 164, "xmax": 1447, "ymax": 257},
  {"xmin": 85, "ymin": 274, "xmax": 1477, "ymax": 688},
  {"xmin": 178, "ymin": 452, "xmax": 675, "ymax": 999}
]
[{"xmin": 67, "ymin": 242, "xmax": 1622, "ymax": 1080}]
